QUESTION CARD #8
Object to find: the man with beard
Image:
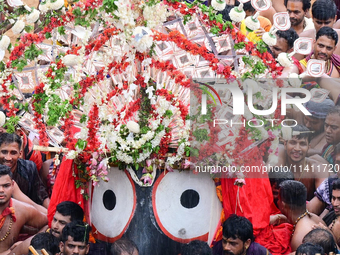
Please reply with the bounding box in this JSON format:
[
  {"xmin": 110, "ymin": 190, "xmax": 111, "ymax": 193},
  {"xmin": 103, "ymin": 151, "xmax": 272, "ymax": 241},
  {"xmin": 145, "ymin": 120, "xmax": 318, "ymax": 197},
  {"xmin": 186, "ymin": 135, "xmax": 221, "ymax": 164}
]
[
  {"xmin": 278, "ymin": 180, "xmax": 325, "ymax": 251},
  {"xmin": 270, "ymin": 28, "xmax": 299, "ymax": 59},
  {"xmin": 303, "ymin": 99, "xmax": 335, "ymax": 156},
  {"xmin": 11, "ymin": 201, "xmax": 84, "ymax": 254},
  {"xmin": 296, "ymin": 0, "xmax": 340, "ymax": 56},
  {"xmin": 322, "ymin": 106, "xmax": 340, "ymax": 164},
  {"xmin": 58, "ymin": 221, "xmax": 91, "ymax": 255},
  {"xmin": 221, "ymin": 215, "xmax": 270, "ymax": 255},
  {"xmin": 279, "ymin": 125, "xmax": 326, "ymax": 200},
  {"xmin": 284, "ymin": 0, "xmax": 314, "ymax": 35},
  {"xmin": 0, "ymin": 165, "xmax": 47, "ymax": 255},
  {"xmin": 299, "ymin": 27, "xmax": 340, "ymax": 77}
]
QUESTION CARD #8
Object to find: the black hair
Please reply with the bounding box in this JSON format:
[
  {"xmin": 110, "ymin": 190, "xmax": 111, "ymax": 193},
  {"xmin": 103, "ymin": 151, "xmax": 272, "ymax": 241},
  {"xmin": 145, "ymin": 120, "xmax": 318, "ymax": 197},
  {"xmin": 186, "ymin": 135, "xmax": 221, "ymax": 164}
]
[
  {"xmin": 303, "ymin": 229, "xmax": 337, "ymax": 254},
  {"xmin": 268, "ymin": 168, "xmax": 295, "ymax": 187},
  {"xmin": 332, "ymin": 178, "xmax": 340, "ymax": 191},
  {"xmin": 0, "ymin": 132, "xmax": 22, "ymax": 150},
  {"xmin": 0, "ymin": 165, "xmax": 12, "ymax": 179},
  {"xmin": 291, "ymin": 125, "xmax": 312, "ymax": 142},
  {"xmin": 29, "ymin": 232, "xmax": 60, "ymax": 255},
  {"xmin": 279, "ymin": 180, "xmax": 307, "ymax": 208},
  {"xmin": 312, "ymin": 0, "xmax": 337, "ymax": 21},
  {"xmin": 61, "ymin": 221, "xmax": 91, "ymax": 244},
  {"xmin": 217, "ymin": 5, "xmax": 234, "ymax": 22},
  {"xmin": 276, "ymin": 28, "xmax": 299, "ymax": 50},
  {"xmin": 111, "ymin": 238, "xmax": 139, "ymax": 255},
  {"xmin": 327, "ymin": 105, "xmax": 340, "ymax": 117},
  {"xmin": 243, "ymin": 2, "xmax": 255, "ymax": 13},
  {"xmin": 316, "ymin": 26, "xmax": 339, "ymax": 45},
  {"xmin": 284, "ymin": 0, "xmax": 311, "ymax": 12},
  {"xmin": 296, "ymin": 242, "xmax": 324, "ymax": 255},
  {"xmin": 222, "ymin": 215, "xmax": 254, "ymax": 243},
  {"xmin": 181, "ymin": 240, "xmax": 212, "ymax": 255},
  {"xmin": 56, "ymin": 201, "xmax": 84, "ymax": 222}
]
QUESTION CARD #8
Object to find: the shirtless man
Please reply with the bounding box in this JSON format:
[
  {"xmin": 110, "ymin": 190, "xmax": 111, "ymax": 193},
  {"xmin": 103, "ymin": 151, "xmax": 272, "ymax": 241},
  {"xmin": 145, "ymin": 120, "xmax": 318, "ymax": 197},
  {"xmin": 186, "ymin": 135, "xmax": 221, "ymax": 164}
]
[
  {"xmin": 277, "ymin": 180, "xmax": 325, "ymax": 251},
  {"xmin": 288, "ymin": 26, "xmax": 340, "ymax": 77},
  {"xmin": 297, "ymin": 0, "xmax": 340, "ymax": 56},
  {"xmin": 303, "ymin": 99, "xmax": 334, "ymax": 156},
  {"xmin": 320, "ymin": 178, "xmax": 340, "ymax": 245},
  {"xmin": 307, "ymin": 142, "xmax": 340, "ymax": 218},
  {"xmin": 279, "ymin": 125, "xmax": 326, "ymax": 200},
  {"xmin": 0, "ymin": 165, "xmax": 47, "ymax": 255},
  {"xmin": 11, "ymin": 201, "xmax": 84, "ymax": 255},
  {"xmin": 321, "ymin": 106, "xmax": 340, "ymax": 164}
]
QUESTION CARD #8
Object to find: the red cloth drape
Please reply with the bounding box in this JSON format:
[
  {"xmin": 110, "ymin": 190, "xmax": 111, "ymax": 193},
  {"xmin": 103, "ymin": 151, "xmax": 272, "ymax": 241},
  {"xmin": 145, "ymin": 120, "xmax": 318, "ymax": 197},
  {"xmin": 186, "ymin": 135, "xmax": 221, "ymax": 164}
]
[
  {"xmin": 47, "ymin": 159, "xmax": 85, "ymax": 226},
  {"xmin": 221, "ymin": 178, "xmax": 292, "ymax": 255}
]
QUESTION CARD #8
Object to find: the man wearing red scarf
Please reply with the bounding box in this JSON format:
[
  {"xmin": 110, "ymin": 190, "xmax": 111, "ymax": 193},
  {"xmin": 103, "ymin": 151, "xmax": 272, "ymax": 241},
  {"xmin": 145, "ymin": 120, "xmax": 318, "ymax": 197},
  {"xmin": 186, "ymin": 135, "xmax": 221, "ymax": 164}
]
[{"xmin": 0, "ymin": 165, "xmax": 47, "ymax": 255}]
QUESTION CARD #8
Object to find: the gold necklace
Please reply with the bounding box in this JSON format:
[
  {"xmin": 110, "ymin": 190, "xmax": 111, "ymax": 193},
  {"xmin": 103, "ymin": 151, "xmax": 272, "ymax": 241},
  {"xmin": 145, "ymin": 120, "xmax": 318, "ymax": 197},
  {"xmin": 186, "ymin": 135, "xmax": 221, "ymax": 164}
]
[
  {"xmin": 0, "ymin": 217, "xmax": 12, "ymax": 242},
  {"xmin": 292, "ymin": 210, "xmax": 310, "ymax": 236}
]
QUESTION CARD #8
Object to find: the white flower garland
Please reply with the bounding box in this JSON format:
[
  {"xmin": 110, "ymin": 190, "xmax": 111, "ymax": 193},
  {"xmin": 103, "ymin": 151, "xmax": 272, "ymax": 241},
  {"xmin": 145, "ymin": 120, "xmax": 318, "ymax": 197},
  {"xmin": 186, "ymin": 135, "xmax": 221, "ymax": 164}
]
[
  {"xmin": 211, "ymin": 0, "xmax": 226, "ymax": 11},
  {"xmin": 0, "ymin": 36, "xmax": 10, "ymax": 51},
  {"xmin": 229, "ymin": 4, "xmax": 246, "ymax": 23},
  {"xmin": 12, "ymin": 19, "xmax": 25, "ymax": 35},
  {"xmin": 143, "ymin": 2, "xmax": 169, "ymax": 29},
  {"xmin": 26, "ymin": 9, "xmax": 40, "ymax": 23},
  {"xmin": 277, "ymin": 52, "xmax": 293, "ymax": 67}
]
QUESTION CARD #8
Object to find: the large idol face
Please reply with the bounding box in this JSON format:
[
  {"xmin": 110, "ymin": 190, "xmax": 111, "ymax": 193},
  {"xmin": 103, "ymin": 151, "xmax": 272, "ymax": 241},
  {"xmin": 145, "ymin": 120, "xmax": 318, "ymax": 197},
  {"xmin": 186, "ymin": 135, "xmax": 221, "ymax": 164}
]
[{"xmin": 90, "ymin": 168, "xmax": 222, "ymax": 255}]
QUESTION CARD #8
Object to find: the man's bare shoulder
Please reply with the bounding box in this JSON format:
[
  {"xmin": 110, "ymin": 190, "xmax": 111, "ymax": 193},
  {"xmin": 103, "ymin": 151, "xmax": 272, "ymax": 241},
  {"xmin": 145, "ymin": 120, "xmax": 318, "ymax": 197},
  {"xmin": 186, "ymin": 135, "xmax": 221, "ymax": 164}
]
[
  {"xmin": 12, "ymin": 199, "xmax": 38, "ymax": 219},
  {"xmin": 308, "ymin": 155, "xmax": 328, "ymax": 165},
  {"xmin": 299, "ymin": 29, "xmax": 315, "ymax": 39}
]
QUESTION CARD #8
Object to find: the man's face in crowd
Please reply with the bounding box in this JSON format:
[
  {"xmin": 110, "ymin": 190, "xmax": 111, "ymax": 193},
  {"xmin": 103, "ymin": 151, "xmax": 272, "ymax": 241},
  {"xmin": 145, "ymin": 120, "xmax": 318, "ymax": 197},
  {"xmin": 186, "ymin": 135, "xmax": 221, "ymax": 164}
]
[
  {"xmin": 313, "ymin": 17, "xmax": 336, "ymax": 33},
  {"xmin": 222, "ymin": 236, "xmax": 250, "ymax": 255},
  {"xmin": 59, "ymin": 236, "xmax": 89, "ymax": 255},
  {"xmin": 332, "ymin": 189, "xmax": 340, "ymax": 216},
  {"xmin": 51, "ymin": 211, "xmax": 72, "ymax": 239},
  {"xmin": 314, "ymin": 35, "xmax": 336, "ymax": 61},
  {"xmin": 271, "ymin": 37, "xmax": 290, "ymax": 58},
  {"xmin": 304, "ymin": 115, "xmax": 324, "ymax": 135},
  {"xmin": 286, "ymin": 1, "xmax": 306, "ymax": 27},
  {"xmin": 325, "ymin": 114, "xmax": 340, "ymax": 145},
  {"xmin": 284, "ymin": 136, "xmax": 309, "ymax": 163},
  {"xmin": 0, "ymin": 142, "xmax": 21, "ymax": 172},
  {"xmin": 0, "ymin": 174, "xmax": 13, "ymax": 205}
]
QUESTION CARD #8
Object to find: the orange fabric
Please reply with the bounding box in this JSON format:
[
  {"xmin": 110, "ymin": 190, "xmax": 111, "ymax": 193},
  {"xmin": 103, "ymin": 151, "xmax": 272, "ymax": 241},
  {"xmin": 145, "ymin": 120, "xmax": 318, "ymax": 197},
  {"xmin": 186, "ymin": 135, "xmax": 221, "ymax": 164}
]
[
  {"xmin": 259, "ymin": 16, "xmax": 272, "ymax": 32},
  {"xmin": 240, "ymin": 16, "xmax": 272, "ymax": 42},
  {"xmin": 47, "ymin": 159, "xmax": 85, "ymax": 226},
  {"xmin": 221, "ymin": 178, "xmax": 292, "ymax": 255}
]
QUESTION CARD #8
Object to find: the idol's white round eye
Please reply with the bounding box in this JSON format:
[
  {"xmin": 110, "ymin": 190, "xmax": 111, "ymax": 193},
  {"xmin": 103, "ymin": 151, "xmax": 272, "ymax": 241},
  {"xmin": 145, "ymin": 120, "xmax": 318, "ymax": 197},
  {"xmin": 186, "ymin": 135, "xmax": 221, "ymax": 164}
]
[
  {"xmin": 91, "ymin": 167, "xmax": 136, "ymax": 242},
  {"xmin": 152, "ymin": 171, "xmax": 222, "ymax": 244}
]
